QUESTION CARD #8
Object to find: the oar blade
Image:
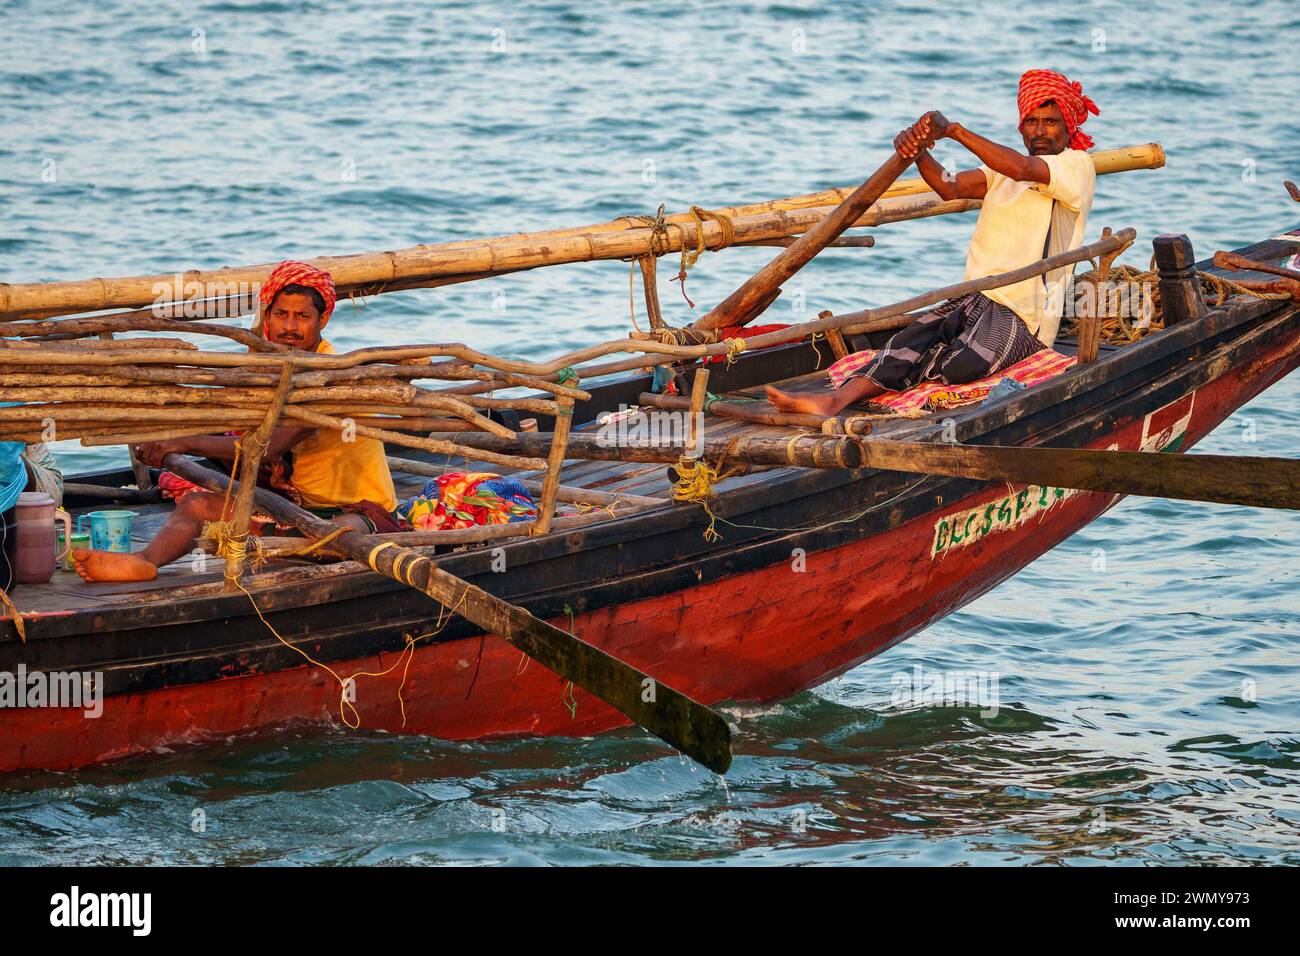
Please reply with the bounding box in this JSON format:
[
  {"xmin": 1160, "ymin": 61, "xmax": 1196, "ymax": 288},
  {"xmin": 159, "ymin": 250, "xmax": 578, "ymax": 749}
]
[
  {"xmin": 483, "ymin": 599, "xmax": 734, "ymax": 774},
  {"xmin": 862, "ymin": 441, "xmax": 1300, "ymax": 511}
]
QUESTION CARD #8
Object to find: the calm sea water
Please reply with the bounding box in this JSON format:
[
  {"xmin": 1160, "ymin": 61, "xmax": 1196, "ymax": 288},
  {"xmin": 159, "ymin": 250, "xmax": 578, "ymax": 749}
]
[{"xmin": 1, "ymin": 0, "xmax": 1298, "ymax": 865}]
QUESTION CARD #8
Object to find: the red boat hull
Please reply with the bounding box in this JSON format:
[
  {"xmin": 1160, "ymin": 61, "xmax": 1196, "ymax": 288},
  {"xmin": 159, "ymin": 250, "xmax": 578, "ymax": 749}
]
[{"xmin": 3, "ymin": 328, "xmax": 1297, "ymax": 772}]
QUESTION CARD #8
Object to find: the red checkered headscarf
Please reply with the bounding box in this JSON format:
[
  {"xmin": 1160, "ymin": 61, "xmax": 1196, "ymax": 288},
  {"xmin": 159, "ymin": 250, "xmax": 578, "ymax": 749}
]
[
  {"xmin": 1017, "ymin": 69, "xmax": 1100, "ymax": 150},
  {"xmin": 257, "ymin": 260, "xmax": 337, "ymax": 327}
]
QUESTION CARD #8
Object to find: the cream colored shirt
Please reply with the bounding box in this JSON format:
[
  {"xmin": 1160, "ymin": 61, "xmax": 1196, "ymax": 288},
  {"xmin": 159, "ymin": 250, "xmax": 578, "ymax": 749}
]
[{"xmin": 963, "ymin": 149, "xmax": 1096, "ymax": 346}]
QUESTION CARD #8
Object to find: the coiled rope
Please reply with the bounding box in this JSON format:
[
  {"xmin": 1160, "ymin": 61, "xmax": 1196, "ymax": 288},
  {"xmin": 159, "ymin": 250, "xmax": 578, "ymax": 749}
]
[
  {"xmin": 1068, "ymin": 261, "xmax": 1290, "ymax": 345},
  {"xmin": 671, "ymin": 456, "xmax": 722, "ymax": 542}
]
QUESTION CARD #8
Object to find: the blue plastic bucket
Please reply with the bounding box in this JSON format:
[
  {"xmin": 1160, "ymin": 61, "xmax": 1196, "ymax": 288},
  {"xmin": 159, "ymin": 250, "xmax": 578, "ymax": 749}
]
[{"xmin": 77, "ymin": 510, "xmax": 138, "ymax": 553}]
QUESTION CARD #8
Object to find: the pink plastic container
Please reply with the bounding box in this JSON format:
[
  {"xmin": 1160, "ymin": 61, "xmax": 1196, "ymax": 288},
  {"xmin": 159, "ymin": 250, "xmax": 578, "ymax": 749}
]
[{"xmin": 14, "ymin": 492, "xmax": 71, "ymax": 585}]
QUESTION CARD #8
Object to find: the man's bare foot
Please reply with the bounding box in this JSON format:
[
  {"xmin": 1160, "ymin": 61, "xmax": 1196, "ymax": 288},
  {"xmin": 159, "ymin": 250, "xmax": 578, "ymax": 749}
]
[
  {"xmin": 765, "ymin": 384, "xmax": 841, "ymax": 416},
  {"xmin": 72, "ymin": 549, "xmax": 158, "ymax": 583}
]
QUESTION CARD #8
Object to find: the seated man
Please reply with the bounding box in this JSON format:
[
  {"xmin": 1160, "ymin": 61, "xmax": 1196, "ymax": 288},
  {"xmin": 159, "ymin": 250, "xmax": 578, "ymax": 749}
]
[
  {"xmin": 74, "ymin": 260, "xmax": 398, "ymax": 582},
  {"xmin": 768, "ymin": 68, "xmax": 1099, "ymax": 416}
]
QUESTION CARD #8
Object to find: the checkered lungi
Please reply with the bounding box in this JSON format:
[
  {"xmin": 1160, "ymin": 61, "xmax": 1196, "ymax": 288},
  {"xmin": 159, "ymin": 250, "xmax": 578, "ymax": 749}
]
[{"xmin": 847, "ymin": 292, "xmax": 1045, "ymax": 392}]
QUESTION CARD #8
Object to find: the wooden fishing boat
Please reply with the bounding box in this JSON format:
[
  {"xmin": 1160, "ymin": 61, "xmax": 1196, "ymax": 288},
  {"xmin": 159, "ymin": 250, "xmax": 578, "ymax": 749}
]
[
  {"xmin": 3, "ymin": 221, "xmax": 1297, "ymax": 773},
  {"xmin": 1, "ymin": 140, "xmax": 1297, "ymax": 772}
]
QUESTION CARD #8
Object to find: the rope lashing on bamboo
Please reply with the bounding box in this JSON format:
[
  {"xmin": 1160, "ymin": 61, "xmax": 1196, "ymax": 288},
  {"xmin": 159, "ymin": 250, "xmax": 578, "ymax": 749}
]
[
  {"xmin": 202, "ymin": 439, "xmax": 247, "ymax": 585},
  {"xmin": 203, "ymin": 516, "xmax": 259, "ymax": 577},
  {"xmin": 556, "ymin": 366, "xmax": 578, "ymax": 386},
  {"xmin": 724, "ymin": 336, "xmax": 748, "ymax": 367},
  {"xmin": 623, "ymin": 204, "xmax": 673, "ymax": 257},
  {"xmin": 0, "ymin": 586, "xmax": 27, "ymax": 642},
  {"xmin": 253, "ymin": 526, "xmax": 350, "ymax": 565},
  {"xmin": 623, "ymin": 206, "xmax": 672, "ymax": 331},
  {"xmin": 626, "ymin": 205, "xmax": 734, "ymax": 309},
  {"xmin": 653, "ymin": 325, "xmax": 713, "ymax": 347},
  {"xmin": 367, "ymin": 540, "xmax": 400, "ymax": 573},
  {"xmin": 675, "ymin": 206, "xmax": 737, "ymax": 307},
  {"xmin": 364, "ymin": 539, "xmax": 425, "ymax": 588}
]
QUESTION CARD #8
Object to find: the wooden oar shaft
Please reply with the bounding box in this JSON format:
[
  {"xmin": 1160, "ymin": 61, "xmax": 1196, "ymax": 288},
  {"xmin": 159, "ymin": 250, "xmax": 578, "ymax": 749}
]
[
  {"xmin": 162, "ymin": 455, "xmax": 732, "ymax": 774},
  {"xmin": 862, "ymin": 441, "xmax": 1300, "ymax": 510},
  {"xmin": 694, "ymin": 150, "xmax": 914, "ymax": 331}
]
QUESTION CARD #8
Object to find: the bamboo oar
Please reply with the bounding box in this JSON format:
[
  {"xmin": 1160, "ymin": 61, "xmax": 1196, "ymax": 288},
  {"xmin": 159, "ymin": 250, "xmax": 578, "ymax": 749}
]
[
  {"xmin": 692, "ymin": 145, "xmax": 917, "ymax": 332},
  {"xmin": 163, "ymin": 454, "xmax": 733, "ymax": 774},
  {"xmin": 859, "ymin": 441, "xmax": 1300, "ymax": 511}
]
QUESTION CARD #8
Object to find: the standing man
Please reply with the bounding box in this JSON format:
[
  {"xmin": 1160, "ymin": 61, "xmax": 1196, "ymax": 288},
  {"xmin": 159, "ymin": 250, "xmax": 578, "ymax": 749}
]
[{"xmin": 768, "ymin": 69, "xmax": 1100, "ymax": 415}]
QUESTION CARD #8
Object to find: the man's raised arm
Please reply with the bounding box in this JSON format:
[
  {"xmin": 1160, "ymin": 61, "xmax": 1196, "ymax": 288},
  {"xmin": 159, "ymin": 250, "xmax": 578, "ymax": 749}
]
[{"xmin": 924, "ymin": 111, "xmax": 1050, "ymax": 185}]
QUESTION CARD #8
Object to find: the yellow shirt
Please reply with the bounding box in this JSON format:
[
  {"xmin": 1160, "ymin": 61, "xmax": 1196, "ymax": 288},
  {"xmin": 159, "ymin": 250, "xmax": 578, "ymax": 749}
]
[
  {"xmin": 288, "ymin": 340, "xmax": 398, "ymax": 511},
  {"xmin": 964, "ymin": 149, "xmax": 1096, "ymax": 347}
]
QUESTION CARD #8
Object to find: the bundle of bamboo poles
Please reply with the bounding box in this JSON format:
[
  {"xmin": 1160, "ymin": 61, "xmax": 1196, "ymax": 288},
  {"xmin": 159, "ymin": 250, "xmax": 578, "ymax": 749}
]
[
  {"xmin": 0, "ymin": 145, "xmax": 1162, "ymax": 322},
  {"xmin": 0, "ymin": 329, "xmax": 594, "ymax": 477},
  {"xmin": 0, "ymin": 323, "xmax": 594, "ymax": 580}
]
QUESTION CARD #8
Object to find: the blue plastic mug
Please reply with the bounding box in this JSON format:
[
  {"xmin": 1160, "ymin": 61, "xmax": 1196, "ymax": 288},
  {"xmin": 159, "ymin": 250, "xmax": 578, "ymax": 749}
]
[{"xmin": 77, "ymin": 510, "xmax": 138, "ymax": 553}]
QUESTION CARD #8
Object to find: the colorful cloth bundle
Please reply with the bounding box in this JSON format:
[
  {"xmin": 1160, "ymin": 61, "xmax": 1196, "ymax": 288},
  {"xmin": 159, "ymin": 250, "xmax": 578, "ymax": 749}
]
[{"xmin": 397, "ymin": 472, "xmax": 537, "ymax": 532}]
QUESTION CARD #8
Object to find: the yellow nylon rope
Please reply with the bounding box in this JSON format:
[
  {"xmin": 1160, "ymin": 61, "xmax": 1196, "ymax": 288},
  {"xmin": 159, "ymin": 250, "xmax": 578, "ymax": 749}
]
[
  {"xmin": 672, "ymin": 456, "xmax": 722, "ymax": 542},
  {"xmin": 233, "ymin": 548, "xmax": 471, "ymax": 729},
  {"xmin": 366, "ymin": 540, "xmax": 399, "ymax": 572},
  {"xmin": 724, "ymin": 336, "xmax": 748, "ymax": 367}
]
